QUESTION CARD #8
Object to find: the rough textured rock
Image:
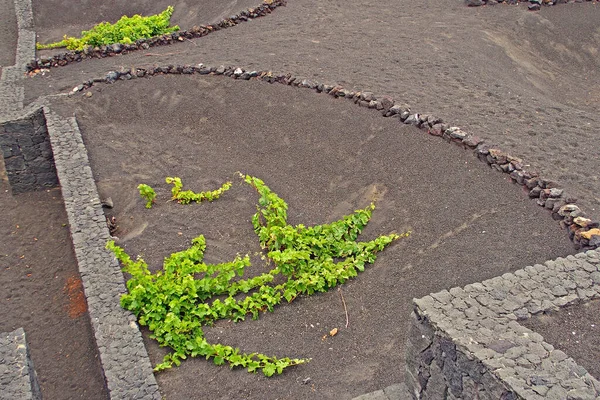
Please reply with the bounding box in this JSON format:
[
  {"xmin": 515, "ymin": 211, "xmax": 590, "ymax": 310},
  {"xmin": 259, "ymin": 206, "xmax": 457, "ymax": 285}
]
[
  {"xmin": 44, "ymin": 108, "xmax": 161, "ymax": 399},
  {"xmin": 0, "ymin": 328, "xmax": 41, "ymax": 400},
  {"xmin": 406, "ymin": 251, "xmax": 600, "ymax": 399},
  {"xmin": 0, "ymin": 109, "xmax": 58, "ymax": 193}
]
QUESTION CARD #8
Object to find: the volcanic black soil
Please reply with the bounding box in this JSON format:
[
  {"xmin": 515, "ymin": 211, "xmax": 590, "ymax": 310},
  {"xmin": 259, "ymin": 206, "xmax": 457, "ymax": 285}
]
[{"xmin": 48, "ymin": 73, "xmax": 575, "ymax": 399}]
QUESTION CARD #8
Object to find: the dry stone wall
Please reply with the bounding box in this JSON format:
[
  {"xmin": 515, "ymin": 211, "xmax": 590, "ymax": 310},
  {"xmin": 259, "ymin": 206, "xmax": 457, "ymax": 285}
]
[
  {"xmin": 406, "ymin": 250, "xmax": 600, "ymax": 399},
  {"xmin": 0, "ymin": 328, "xmax": 42, "ymax": 400},
  {"xmin": 0, "ymin": 109, "xmax": 58, "ymax": 193}
]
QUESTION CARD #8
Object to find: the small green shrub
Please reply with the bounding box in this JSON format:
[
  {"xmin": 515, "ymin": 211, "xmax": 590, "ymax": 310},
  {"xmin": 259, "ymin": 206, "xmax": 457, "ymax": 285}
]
[
  {"xmin": 108, "ymin": 174, "xmax": 410, "ymax": 376},
  {"xmin": 37, "ymin": 6, "xmax": 179, "ymax": 51},
  {"xmin": 137, "ymin": 184, "xmax": 157, "ymax": 209},
  {"xmin": 166, "ymin": 177, "xmax": 232, "ymax": 204}
]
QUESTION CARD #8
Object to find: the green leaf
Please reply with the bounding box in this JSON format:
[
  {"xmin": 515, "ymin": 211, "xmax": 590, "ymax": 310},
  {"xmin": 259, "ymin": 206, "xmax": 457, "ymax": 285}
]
[
  {"xmin": 36, "ymin": 7, "xmax": 179, "ymax": 50},
  {"xmin": 214, "ymin": 356, "xmax": 225, "ymax": 366},
  {"xmin": 262, "ymin": 363, "xmax": 277, "ymax": 377}
]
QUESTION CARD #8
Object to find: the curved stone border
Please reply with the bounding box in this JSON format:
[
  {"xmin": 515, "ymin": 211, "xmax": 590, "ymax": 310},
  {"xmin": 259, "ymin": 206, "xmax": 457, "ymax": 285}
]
[
  {"xmin": 41, "ymin": 107, "xmax": 161, "ymax": 399},
  {"xmin": 65, "ymin": 63, "xmax": 600, "ymax": 250},
  {"xmin": 0, "ymin": 328, "xmax": 42, "ymax": 400},
  {"xmin": 406, "ymin": 250, "xmax": 600, "ymax": 399},
  {"xmin": 25, "ymin": 0, "xmax": 287, "ymax": 71},
  {"xmin": 465, "ymin": 0, "xmax": 597, "ymax": 11}
]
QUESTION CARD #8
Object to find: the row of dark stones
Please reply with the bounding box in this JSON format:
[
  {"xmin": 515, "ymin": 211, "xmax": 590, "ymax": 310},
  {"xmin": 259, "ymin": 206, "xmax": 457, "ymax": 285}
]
[
  {"xmin": 466, "ymin": 0, "xmax": 596, "ymax": 10},
  {"xmin": 69, "ymin": 62, "xmax": 600, "ymax": 251},
  {"xmin": 25, "ymin": 0, "xmax": 286, "ymax": 71}
]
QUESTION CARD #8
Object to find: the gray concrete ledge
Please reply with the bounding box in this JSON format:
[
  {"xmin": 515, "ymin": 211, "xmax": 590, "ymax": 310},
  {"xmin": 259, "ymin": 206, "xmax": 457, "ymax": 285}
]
[
  {"xmin": 406, "ymin": 251, "xmax": 600, "ymax": 399},
  {"xmin": 0, "ymin": 328, "xmax": 42, "ymax": 400}
]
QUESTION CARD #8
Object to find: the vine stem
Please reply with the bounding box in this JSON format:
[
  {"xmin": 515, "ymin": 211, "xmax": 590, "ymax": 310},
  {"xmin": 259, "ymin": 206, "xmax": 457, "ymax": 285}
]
[{"xmin": 338, "ymin": 287, "xmax": 349, "ymax": 328}]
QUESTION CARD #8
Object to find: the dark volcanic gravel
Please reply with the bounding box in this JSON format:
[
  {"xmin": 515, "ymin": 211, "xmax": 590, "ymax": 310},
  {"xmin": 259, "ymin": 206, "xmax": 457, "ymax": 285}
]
[
  {"xmin": 522, "ymin": 299, "xmax": 600, "ymax": 380},
  {"xmin": 49, "ymin": 73, "xmax": 575, "ymax": 399}
]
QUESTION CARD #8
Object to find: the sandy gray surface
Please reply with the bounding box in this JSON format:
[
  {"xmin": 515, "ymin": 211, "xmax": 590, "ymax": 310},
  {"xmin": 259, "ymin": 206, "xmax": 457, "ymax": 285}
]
[
  {"xmin": 26, "ymin": 0, "xmax": 600, "ymax": 224},
  {"xmin": 49, "ymin": 73, "xmax": 575, "ymax": 399},
  {"xmin": 523, "ymin": 299, "xmax": 600, "ymax": 380}
]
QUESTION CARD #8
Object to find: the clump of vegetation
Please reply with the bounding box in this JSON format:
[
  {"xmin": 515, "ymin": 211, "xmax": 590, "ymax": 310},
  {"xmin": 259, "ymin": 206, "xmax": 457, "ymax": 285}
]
[
  {"xmin": 108, "ymin": 174, "xmax": 409, "ymax": 376},
  {"xmin": 37, "ymin": 6, "xmax": 179, "ymax": 50},
  {"xmin": 166, "ymin": 177, "xmax": 232, "ymax": 204},
  {"xmin": 137, "ymin": 184, "xmax": 156, "ymax": 209}
]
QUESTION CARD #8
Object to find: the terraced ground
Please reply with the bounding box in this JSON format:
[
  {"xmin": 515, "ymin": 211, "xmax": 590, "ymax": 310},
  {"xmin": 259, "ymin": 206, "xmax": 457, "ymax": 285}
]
[{"xmin": 1, "ymin": 0, "xmax": 599, "ymax": 399}]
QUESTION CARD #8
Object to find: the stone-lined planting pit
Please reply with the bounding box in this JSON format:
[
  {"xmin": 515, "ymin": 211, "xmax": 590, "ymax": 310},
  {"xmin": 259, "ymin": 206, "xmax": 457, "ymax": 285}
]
[{"xmin": 66, "ymin": 62, "xmax": 600, "ymax": 251}]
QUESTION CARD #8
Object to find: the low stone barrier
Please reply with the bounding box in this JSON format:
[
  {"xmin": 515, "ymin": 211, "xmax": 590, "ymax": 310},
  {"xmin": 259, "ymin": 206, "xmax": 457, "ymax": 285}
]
[
  {"xmin": 465, "ymin": 0, "xmax": 596, "ymax": 11},
  {"xmin": 0, "ymin": 109, "xmax": 58, "ymax": 193},
  {"xmin": 406, "ymin": 250, "xmax": 600, "ymax": 399},
  {"xmin": 0, "ymin": 328, "xmax": 42, "ymax": 400},
  {"xmin": 41, "ymin": 107, "xmax": 161, "ymax": 399}
]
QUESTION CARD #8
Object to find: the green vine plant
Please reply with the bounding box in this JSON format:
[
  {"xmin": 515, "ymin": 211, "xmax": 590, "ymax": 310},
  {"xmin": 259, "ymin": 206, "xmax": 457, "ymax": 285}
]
[
  {"xmin": 166, "ymin": 177, "xmax": 232, "ymax": 204},
  {"xmin": 36, "ymin": 6, "xmax": 179, "ymax": 50},
  {"xmin": 137, "ymin": 184, "xmax": 157, "ymax": 209},
  {"xmin": 107, "ymin": 174, "xmax": 410, "ymax": 376}
]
